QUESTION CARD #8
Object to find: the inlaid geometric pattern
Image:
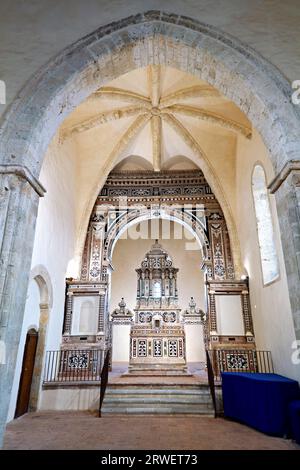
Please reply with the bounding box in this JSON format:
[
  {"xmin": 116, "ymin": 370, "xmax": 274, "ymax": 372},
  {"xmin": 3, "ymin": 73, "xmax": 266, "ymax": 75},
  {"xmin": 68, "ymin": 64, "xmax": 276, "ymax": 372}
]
[
  {"xmin": 153, "ymin": 339, "xmax": 162, "ymax": 357},
  {"xmin": 138, "ymin": 340, "xmax": 147, "ymax": 357},
  {"xmin": 168, "ymin": 340, "xmax": 178, "ymax": 357}
]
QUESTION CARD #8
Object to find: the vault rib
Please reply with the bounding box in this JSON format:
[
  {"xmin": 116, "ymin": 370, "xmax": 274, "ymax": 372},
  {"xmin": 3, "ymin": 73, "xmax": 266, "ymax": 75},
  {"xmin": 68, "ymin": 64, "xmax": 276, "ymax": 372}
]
[
  {"xmin": 164, "ymin": 104, "xmax": 252, "ymax": 138},
  {"xmin": 92, "ymin": 87, "xmax": 152, "ymax": 106},
  {"xmin": 159, "ymin": 86, "xmax": 220, "ymax": 108},
  {"xmin": 148, "ymin": 65, "xmax": 161, "ymax": 107},
  {"xmin": 62, "ymin": 106, "xmax": 148, "ymax": 137},
  {"xmin": 151, "ymin": 115, "xmax": 162, "ymax": 172}
]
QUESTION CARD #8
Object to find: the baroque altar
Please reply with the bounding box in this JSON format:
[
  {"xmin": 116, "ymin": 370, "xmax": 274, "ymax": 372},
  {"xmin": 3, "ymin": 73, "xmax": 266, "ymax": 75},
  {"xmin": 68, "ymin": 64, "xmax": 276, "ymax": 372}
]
[{"xmin": 128, "ymin": 240, "xmax": 187, "ymax": 373}]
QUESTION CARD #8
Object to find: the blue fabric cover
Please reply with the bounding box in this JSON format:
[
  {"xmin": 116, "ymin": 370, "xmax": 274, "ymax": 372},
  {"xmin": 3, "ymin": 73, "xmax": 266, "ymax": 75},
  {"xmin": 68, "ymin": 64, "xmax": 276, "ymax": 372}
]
[
  {"xmin": 289, "ymin": 400, "xmax": 300, "ymax": 444},
  {"xmin": 222, "ymin": 372, "xmax": 300, "ymax": 436}
]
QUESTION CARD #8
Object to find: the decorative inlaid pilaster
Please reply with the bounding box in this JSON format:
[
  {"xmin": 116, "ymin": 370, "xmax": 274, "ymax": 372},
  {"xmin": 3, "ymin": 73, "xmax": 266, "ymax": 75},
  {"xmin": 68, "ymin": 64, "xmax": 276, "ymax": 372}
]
[
  {"xmin": 241, "ymin": 291, "xmax": 253, "ymax": 335},
  {"xmin": 80, "ymin": 228, "xmax": 92, "ymax": 281},
  {"xmin": 63, "ymin": 292, "xmax": 73, "ymax": 334},
  {"xmin": 98, "ymin": 293, "xmax": 106, "ymax": 333},
  {"xmin": 209, "ymin": 292, "xmax": 217, "ymax": 333}
]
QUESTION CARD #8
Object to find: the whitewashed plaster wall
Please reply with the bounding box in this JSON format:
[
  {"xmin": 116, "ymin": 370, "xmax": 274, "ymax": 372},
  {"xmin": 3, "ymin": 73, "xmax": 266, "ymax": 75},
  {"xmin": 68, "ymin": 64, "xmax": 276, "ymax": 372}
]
[
  {"xmin": 31, "ymin": 137, "xmax": 78, "ymax": 351},
  {"xmin": 6, "ymin": 136, "xmax": 78, "ymax": 422},
  {"xmin": 185, "ymin": 325, "xmax": 206, "ymax": 363},
  {"xmin": 236, "ymin": 130, "xmax": 300, "ymax": 381},
  {"xmin": 110, "ymin": 220, "xmax": 206, "ymax": 362},
  {"xmin": 7, "ymin": 279, "xmax": 40, "ymax": 421},
  {"xmin": 112, "ymin": 325, "xmax": 132, "ymax": 363}
]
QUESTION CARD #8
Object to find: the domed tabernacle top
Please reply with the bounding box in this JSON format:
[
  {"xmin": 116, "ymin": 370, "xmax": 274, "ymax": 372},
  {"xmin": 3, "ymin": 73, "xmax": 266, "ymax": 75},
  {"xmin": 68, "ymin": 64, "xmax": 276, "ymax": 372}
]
[{"xmin": 136, "ymin": 240, "xmax": 179, "ymax": 303}]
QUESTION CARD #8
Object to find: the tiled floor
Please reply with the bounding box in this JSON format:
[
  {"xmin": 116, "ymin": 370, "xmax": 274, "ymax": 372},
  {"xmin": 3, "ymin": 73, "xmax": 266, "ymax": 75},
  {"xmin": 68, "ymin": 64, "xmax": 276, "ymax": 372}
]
[{"xmin": 3, "ymin": 412, "xmax": 299, "ymax": 450}]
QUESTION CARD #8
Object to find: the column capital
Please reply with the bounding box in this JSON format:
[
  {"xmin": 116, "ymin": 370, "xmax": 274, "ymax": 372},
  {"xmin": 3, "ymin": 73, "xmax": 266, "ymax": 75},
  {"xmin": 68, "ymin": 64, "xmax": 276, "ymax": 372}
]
[
  {"xmin": 0, "ymin": 164, "xmax": 46, "ymax": 197},
  {"xmin": 268, "ymin": 160, "xmax": 300, "ymax": 194}
]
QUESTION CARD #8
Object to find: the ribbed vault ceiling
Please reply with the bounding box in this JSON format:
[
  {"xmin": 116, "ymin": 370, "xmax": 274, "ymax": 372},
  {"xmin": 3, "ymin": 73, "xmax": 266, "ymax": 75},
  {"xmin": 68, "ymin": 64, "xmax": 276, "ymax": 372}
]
[{"xmin": 61, "ymin": 66, "xmax": 252, "ymax": 172}]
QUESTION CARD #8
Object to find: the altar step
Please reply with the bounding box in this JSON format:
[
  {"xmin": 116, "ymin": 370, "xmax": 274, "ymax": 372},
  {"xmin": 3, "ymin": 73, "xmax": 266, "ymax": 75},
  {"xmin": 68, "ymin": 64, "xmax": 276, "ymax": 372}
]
[
  {"xmin": 125, "ymin": 367, "xmax": 192, "ymax": 376},
  {"xmin": 101, "ymin": 383, "xmax": 214, "ymax": 415}
]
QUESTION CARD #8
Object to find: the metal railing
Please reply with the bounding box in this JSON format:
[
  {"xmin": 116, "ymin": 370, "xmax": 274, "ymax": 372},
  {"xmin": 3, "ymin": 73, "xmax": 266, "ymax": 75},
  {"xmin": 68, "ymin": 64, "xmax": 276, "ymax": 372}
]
[
  {"xmin": 99, "ymin": 349, "xmax": 110, "ymax": 417},
  {"xmin": 206, "ymin": 349, "xmax": 273, "ymax": 417},
  {"xmin": 207, "ymin": 349, "xmax": 274, "ymax": 382},
  {"xmin": 43, "ymin": 349, "xmax": 106, "ymax": 383},
  {"xmin": 206, "ymin": 350, "xmax": 218, "ymax": 418}
]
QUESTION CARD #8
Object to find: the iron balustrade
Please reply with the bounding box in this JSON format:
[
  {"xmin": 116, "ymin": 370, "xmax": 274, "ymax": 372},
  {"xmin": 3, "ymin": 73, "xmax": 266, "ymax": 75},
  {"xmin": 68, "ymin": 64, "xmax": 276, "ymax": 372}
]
[
  {"xmin": 206, "ymin": 349, "xmax": 273, "ymax": 417},
  {"xmin": 43, "ymin": 349, "xmax": 106, "ymax": 383},
  {"xmin": 207, "ymin": 349, "xmax": 274, "ymax": 382},
  {"xmin": 99, "ymin": 349, "xmax": 111, "ymax": 417},
  {"xmin": 206, "ymin": 350, "xmax": 218, "ymax": 418}
]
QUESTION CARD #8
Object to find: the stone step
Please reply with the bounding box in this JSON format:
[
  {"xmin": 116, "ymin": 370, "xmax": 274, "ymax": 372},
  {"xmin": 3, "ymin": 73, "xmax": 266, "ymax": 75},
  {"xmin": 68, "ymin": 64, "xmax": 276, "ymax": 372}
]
[
  {"xmin": 101, "ymin": 405, "xmax": 214, "ymax": 415},
  {"xmin": 126, "ymin": 370, "xmax": 191, "ymax": 376},
  {"xmin": 105, "ymin": 397, "xmax": 211, "ymax": 406},
  {"xmin": 105, "ymin": 389, "xmax": 211, "ymax": 396},
  {"xmin": 102, "ymin": 383, "xmax": 214, "ymax": 415},
  {"xmin": 107, "ymin": 383, "xmax": 208, "ymax": 390}
]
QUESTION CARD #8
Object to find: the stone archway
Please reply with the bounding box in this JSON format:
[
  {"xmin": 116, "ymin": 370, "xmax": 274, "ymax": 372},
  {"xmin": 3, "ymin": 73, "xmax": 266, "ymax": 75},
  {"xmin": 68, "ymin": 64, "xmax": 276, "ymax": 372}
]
[
  {"xmin": 81, "ymin": 169, "xmax": 235, "ymax": 285},
  {"xmin": 104, "ymin": 208, "xmax": 209, "ymax": 266},
  {"xmin": 1, "ymin": 11, "xmax": 300, "ymax": 445}
]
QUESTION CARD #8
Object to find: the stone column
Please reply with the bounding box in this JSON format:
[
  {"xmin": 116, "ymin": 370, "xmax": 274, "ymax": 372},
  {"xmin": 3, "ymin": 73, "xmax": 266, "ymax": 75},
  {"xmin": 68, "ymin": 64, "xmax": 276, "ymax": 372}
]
[
  {"xmin": 149, "ymin": 271, "xmax": 153, "ymax": 296},
  {"xmin": 161, "ymin": 272, "xmax": 165, "ymax": 296},
  {"xmin": 0, "ymin": 166, "xmax": 45, "ymax": 447},
  {"xmin": 137, "ymin": 273, "xmax": 140, "ymax": 298},
  {"xmin": 169, "ymin": 271, "xmax": 174, "ymax": 297},
  {"xmin": 269, "ymin": 164, "xmax": 300, "ymax": 339},
  {"xmin": 174, "ymin": 272, "xmax": 178, "ymax": 297},
  {"xmin": 141, "ymin": 272, "xmax": 145, "ymax": 297}
]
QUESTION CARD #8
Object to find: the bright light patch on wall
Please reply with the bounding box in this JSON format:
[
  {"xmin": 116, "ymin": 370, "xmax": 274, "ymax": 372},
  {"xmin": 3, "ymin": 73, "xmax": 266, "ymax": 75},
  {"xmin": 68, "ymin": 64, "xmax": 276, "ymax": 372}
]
[
  {"xmin": 252, "ymin": 164, "xmax": 279, "ymax": 285},
  {"xmin": 66, "ymin": 257, "xmax": 80, "ymax": 278}
]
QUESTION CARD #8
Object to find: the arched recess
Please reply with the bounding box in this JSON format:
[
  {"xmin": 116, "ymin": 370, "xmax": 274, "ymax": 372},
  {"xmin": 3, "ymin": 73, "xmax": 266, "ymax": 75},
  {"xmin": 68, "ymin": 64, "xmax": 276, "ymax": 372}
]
[
  {"xmin": 1, "ymin": 10, "xmax": 300, "ymax": 443},
  {"xmin": 27, "ymin": 265, "xmax": 53, "ymax": 411},
  {"xmin": 104, "ymin": 208, "xmax": 207, "ymax": 267},
  {"xmin": 109, "ymin": 218, "xmax": 206, "ymax": 364},
  {"xmin": 81, "ymin": 169, "xmax": 235, "ymax": 284}
]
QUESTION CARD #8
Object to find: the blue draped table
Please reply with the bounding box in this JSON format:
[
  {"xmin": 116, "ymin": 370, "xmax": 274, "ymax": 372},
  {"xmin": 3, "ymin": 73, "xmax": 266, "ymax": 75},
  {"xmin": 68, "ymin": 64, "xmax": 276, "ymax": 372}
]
[{"xmin": 222, "ymin": 372, "xmax": 300, "ymax": 436}]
